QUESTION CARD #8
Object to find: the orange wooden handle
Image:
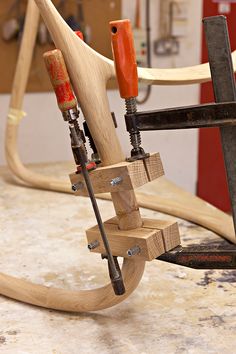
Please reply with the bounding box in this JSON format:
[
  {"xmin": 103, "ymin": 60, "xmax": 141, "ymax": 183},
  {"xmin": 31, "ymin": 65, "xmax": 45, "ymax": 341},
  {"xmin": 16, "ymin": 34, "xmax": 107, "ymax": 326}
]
[
  {"xmin": 43, "ymin": 49, "xmax": 77, "ymax": 112},
  {"xmin": 110, "ymin": 19, "xmax": 138, "ymax": 99}
]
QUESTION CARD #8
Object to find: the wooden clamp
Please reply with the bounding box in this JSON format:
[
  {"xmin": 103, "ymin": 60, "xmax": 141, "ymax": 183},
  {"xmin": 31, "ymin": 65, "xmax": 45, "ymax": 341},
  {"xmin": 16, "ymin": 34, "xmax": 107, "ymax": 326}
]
[
  {"xmin": 70, "ymin": 153, "xmax": 164, "ymax": 196},
  {"xmin": 2, "ymin": 0, "xmax": 236, "ymax": 314}
]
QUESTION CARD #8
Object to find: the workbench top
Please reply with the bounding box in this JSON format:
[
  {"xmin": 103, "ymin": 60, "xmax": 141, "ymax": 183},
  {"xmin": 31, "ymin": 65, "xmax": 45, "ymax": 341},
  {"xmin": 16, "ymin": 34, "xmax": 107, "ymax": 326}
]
[{"xmin": 0, "ymin": 163, "xmax": 235, "ymax": 354}]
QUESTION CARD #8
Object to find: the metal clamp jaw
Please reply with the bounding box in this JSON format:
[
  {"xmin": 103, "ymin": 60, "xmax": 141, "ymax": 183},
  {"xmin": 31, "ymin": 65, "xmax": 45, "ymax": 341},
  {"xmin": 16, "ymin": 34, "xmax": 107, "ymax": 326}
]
[{"xmin": 126, "ymin": 15, "xmax": 236, "ymax": 270}]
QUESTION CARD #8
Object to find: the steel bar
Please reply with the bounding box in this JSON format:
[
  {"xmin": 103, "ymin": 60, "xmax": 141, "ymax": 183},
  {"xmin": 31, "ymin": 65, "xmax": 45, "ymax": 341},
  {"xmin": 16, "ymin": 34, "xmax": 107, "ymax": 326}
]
[
  {"xmin": 157, "ymin": 245, "xmax": 236, "ymax": 269},
  {"xmin": 203, "ymin": 16, "xmax": 236, "ymax": 236},
  {"xmin": 125, "ymin": 102, "xmax": 236, "ymax": 131},
  {"xmin": 70, "ymin": 125, "xmax": 125, "ymax": 296}
]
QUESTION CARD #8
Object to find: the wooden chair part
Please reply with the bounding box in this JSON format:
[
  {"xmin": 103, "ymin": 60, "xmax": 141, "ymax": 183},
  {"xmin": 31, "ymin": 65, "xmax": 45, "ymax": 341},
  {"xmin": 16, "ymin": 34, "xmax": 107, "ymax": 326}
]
[{"xmin": 3, "ymin": 0, "xmax": 236, "ymax": 313}]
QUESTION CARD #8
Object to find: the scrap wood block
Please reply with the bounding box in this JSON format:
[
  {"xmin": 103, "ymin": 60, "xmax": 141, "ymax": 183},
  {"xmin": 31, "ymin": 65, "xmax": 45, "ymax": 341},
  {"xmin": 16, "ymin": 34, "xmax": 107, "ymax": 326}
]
[
  {"xmin": 106, "ymin": 217, "xmax": 180, "ymax": 252},
  {"xmin": 141, "ymin": 219, "xmax": 180, "ymax": 251},
  {"xmin": 86, "ymin": 217, "xmax": 180, "ymax": 261},
  {"xmin": 86, "ymin": 222, "xmax": 165, "ymax": 261},
  {"xmin": 70, "ymin": 153, "xmax": 164, "ymax": 196}
]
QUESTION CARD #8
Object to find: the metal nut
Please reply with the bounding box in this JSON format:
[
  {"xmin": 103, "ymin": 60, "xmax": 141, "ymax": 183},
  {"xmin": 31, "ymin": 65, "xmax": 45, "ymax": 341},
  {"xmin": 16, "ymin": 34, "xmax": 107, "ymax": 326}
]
[
  {"xmin": 71, "ymin": 182, "xmax": 84, "ymax": 192},
  {"xmin": 127, "ymin": 245, "xmax": 141, "ymax": 257},
  {"xmin": 88, "ymin": 240, "xmax": 100, "ymax": 250},
  {"xmin": 110, "ymin": 176, "xmax": 123, "ymax": 186}
]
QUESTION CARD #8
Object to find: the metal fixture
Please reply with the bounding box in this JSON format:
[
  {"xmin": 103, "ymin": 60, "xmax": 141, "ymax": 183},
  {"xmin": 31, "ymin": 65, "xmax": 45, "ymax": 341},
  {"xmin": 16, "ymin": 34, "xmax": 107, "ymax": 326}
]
[
  {"xmin": 88, "ymin": 240, "xmax": 100, "ymax": 250},
  {"xmin": 110, "ymin": 176, "xmax": 123, "ymax": 186},
  {"xmin": 71, "ymin": 182, "xmax": 84, "ymax": 192},
  {"xmin": 44, "ymin": 49, "xmax": 125, "ymax": 296},
  {"xmin": 127, "ymin": 245, "xmax": 141, "ymax": 257}
]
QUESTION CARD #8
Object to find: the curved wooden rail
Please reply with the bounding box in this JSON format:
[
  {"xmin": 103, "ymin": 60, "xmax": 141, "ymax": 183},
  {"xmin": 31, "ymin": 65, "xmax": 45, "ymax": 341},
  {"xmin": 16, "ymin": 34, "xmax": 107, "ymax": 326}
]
[
  {"xmin": 0, "ymin": 259, "xmax": 145, "ymax": 312},
  {"xmin": 3, "ymin": 0, "xmax": 146, "ymax": 312},
  {"xmin": 3, "ymin": 0, "xmax": 236, "ymax": 312}
]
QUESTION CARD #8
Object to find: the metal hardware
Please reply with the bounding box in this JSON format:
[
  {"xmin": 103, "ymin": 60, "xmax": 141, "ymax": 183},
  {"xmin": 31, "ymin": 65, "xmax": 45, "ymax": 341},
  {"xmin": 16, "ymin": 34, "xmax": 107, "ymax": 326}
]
[
  {"xmin": 204, "ymin": 15, "xmax": 236, "ymax": 236},
  {"xmin": 83, "ymin": 121, "xmax": 101, "ymax": 165},
  {"xmin": 62, "ymin": 107, "xmax": 80, "ymax": 122},
  {"xmin": 88, "ymin": 240, "xmax": 100, "ymax": 250},
  {"xmin": 71, "ymin": 182, "xmax": 84, "ymax": 192},
  {"xmin": 125, "ymin": 102, "xmax": 236, "ymax": 132},
  {"xmin": 157, "ymin": 244, "xmax": 236, "ymax": 269},
  {"xmin": 83, "ymin": 112, "xmax": 117, "ymax": 165},
  {"xmin": 125, "ymin": 97, "xmax": 149, "ymax": 162},
  {"xmin": 70, "ymin": 124, "xmax": 125, "ymax": 296},
  {"xmin": 127, "ymin": 245, "xmax": 141, "ymax": 257},
  {"xmin": 110, "ymin": 176, "xmax": 123, "ymax": 186}
]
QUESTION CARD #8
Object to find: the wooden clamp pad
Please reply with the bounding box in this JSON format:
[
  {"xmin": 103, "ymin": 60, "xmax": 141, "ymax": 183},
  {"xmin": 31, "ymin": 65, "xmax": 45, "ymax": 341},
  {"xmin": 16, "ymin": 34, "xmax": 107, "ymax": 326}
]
[
  {"xmin": 70, "ymin": 153, "xmax": 164, "ymax": 196},
  {"xmin": 86, "ymin": 217, "xmax": 180, "ymax": 261}
]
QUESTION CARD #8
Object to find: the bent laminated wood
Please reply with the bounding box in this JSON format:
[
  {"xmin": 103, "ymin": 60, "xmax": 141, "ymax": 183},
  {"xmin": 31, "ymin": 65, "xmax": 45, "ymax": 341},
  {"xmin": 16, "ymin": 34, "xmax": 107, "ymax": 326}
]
[{"xmin": 2, "ymin": 0, "xmax": 236, "ymax": 312}]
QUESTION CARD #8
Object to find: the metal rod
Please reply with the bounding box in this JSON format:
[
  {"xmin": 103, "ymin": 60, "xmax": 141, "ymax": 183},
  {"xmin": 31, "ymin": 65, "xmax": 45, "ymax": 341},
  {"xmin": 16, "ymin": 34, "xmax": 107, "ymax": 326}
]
[
  {"xmin": 126, "ymin": 102, "xmax": 236, "ymax": 131},
  {"xmin": 203, "ymin": 16, "xmax": 236, "ymax": 236},
  {"xmin": 70, "ymin": 125, "xmax": 125, "ymax": 295}
]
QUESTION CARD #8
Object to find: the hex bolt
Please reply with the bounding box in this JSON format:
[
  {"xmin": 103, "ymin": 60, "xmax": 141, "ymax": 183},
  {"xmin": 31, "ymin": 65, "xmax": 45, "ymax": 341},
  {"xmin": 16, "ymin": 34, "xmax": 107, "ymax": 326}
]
[
  {"xmin": 110, "ymin": 176, "xmax": 123, "ymax": 186},
  {"xmin": 88, "ymin": 240, "xmax": 100, "ymax": 250},
  {"xmin": 71, "ymin": 182, "xmax": 84, "ymax": 192},
  {"xmin": 127, "ymin": 245, "xmax": 141, "ymax": 257}
]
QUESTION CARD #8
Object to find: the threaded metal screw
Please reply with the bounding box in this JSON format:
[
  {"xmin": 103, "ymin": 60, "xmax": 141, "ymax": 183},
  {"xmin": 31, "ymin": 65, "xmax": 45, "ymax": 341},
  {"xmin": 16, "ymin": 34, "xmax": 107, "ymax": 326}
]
[
  {"xmin": 88, "ymin": 240, "xmax": 100, "ymax": 250},
  {"xmin": 71, "ymin": 182, "xmax": 84, "ymax": 192},
  {"xmin": 110, "ymin": 176, "xmax": 123, "ymax": 186},
  {"xmin": 127, "ymin": 245, "xmax": 141, "ymax": 257}
]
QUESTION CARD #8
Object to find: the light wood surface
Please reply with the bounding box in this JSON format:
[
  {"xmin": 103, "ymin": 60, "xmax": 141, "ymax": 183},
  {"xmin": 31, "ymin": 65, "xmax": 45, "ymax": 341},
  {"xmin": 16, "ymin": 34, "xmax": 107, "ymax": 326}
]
[
  {"xmin": 9, "ymin": 0, "xmax": 40, "ymax": 109},
  {"xmin": 3, "ymin": 0, "xmax": 236, "ymax": 312},
  {"xmin": 35, "ymin": 0, "xmax": 143, "ymax": 231},
  {"xmin": 33, "ymin": 0, "xmax": 236, "ymax": 87},
  {"xmin": 0, "ymin": 259, "xmax": 145, "ymax": 312},
  {"xmin": 70, "ymin": 153, "xmax": 164, "ymax": 195},
  {"xmin": 5, "ymin": 0, "xmax": 236, "ymax": 238},
  {"xmin": 4, "ymin": 0, "xmax": 145, "ymax": 312},
  {"xmin": 104, "ymin": 216, "xmax": 180, "ymax": 256},
  {"xmin": 86, "ymin": 222, "xmax": 164, "ymax": 261}
]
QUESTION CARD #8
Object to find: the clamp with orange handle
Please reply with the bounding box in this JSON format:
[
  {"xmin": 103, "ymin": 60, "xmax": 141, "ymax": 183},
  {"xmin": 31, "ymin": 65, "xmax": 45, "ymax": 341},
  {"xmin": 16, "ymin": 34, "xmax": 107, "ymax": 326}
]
[
  {"xmin": 43, "ymin": 48, "xmax": 125, "ymax": 296},
  {"xmin": 43, "ymin": 49, "xmax": 96, "ymax": 173},
  {"xmin": 110, "ymin": 19, "xmax": 149, "ymax": 161}
]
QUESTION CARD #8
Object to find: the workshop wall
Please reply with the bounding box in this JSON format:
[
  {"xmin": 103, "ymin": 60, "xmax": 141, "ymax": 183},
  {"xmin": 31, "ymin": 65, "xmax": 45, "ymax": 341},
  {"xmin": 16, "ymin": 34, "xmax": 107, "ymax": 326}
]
[{"xmin": 0, "ymin": 0, "xmax": 203, "ymax": 193}]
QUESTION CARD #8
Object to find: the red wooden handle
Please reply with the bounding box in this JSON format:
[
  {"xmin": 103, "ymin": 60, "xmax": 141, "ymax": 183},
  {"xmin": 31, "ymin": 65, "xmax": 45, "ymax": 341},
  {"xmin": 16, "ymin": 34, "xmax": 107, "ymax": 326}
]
[
  {"xmin": 110, "ymin": 19, "xmax": 138, "ymax": 99},
  {"xmin": 43, "ymin": 49, "xmax": 77, "ymax": 112}
]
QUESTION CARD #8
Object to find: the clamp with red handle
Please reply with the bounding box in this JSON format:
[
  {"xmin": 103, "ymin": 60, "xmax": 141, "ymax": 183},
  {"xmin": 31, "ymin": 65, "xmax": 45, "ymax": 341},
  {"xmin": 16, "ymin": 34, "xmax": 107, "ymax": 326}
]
[
  {"xmin": 43, "ymin": 46, "xmax": 125, "ymax": 296},
  {"xmin": 43, "ymin": 48, "xmax": 96, "ymax": 172},
  {"xmin": 110, "ymin": 19, "xmax": 149, "ymax": 161}
]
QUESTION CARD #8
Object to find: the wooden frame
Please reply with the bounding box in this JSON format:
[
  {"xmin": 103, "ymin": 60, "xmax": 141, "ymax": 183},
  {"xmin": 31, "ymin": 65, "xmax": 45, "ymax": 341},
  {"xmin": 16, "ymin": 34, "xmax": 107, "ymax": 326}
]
[{"xmin": 3, "ymin": 0, "xmax": 236, "ymax": 312}]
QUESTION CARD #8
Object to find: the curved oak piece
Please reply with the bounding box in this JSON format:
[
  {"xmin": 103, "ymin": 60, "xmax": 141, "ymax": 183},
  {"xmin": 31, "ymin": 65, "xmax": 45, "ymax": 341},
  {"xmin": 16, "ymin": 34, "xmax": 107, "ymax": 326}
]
[
  {"xmin": 3, "ymin": 0, "xmax": 236, "ymax": 312},
  {"xmin": 4, "ymin": 0, "xmax": 145, "ymax": 312},
  {"xmin": 5, "ymin": 0, "xmax": 236, "ymax": 242},
  {"xmin": 0, "ymin": 259, "xmax": 145, "ymax": 312}
]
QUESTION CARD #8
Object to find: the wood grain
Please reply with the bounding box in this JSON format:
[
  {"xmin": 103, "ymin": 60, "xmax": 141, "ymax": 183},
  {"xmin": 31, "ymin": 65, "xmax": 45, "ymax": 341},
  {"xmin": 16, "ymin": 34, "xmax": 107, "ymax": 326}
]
[
  {"xmin": 86, "ymin": 221, "xmax": 165, "ymax": 261},
  {"xmin": 69, "ymin": 153, "xmax": 164, "ymax": 195},
  {"xmin": 3, "ymin": 0, "xmax": 236, "ymax": 313},
  {"xmin": 0, "ymin": 259, "xmax": 145, "ymax": 312},
  {"xmin": 3, "ymin": 0, "xmax": 145, "ymax": 312},
  {"xmin": 106, "ymin": 217, "xmax": 181, "ymax": 253}
]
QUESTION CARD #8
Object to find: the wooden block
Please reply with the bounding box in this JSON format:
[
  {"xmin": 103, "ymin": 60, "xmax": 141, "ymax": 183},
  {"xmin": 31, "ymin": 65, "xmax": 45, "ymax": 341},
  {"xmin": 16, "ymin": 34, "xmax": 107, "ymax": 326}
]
[
  {"xmin": 70, "ymin": 153, "xmax": 164, "ymax": 196},
  {"xmin": 142, "ymin": 219, "xmax": 181, "ymax": 251},
  {"xmin": 107, "ymin": 217, "xmax": 181, "ymax": 252},
  {"xmin": 86, "ymin": 222, "xmax": 165, "ymax": 261},
  {"xmin": 144, "ymin": 153, "xmax": 164, "ymax": 181}
]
